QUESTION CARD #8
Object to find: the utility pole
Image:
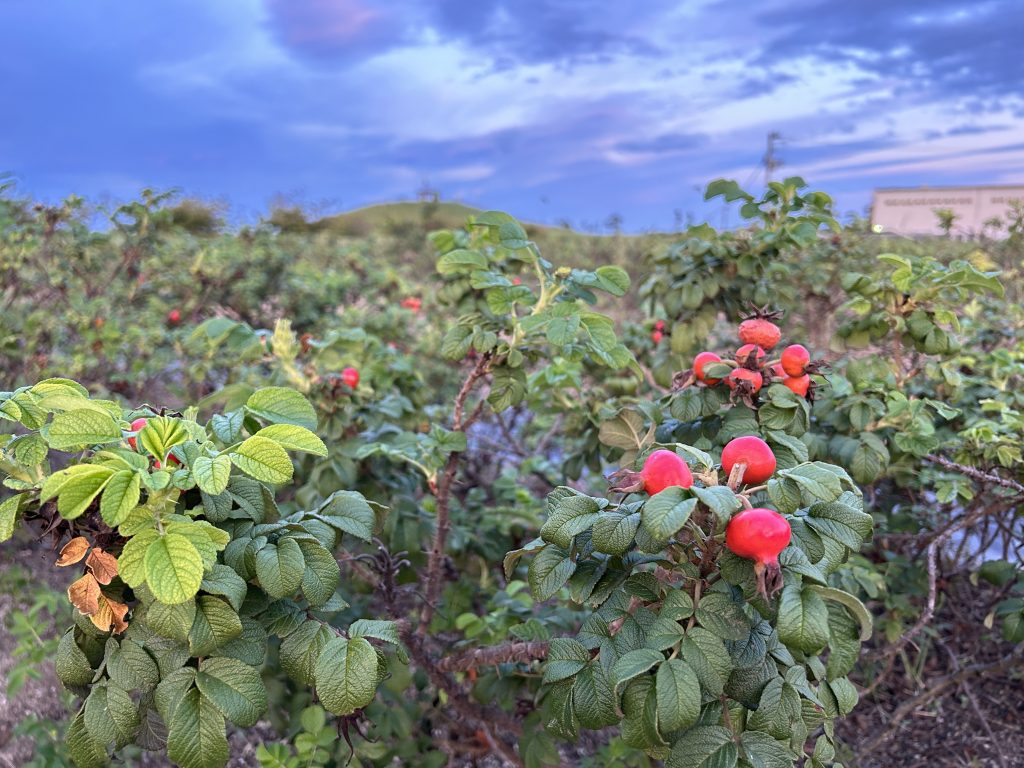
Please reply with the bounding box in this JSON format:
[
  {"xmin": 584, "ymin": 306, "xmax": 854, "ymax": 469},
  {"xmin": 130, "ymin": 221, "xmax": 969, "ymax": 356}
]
[{"xmin": 763, "ymin": 131, "xmax": 782, "ymax": 185}]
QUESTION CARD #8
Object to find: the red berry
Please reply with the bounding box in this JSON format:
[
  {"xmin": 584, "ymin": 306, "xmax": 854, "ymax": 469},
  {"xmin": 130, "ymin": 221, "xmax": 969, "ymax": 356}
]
[
  {"xmin": 721, "ymin": 436, "xmax": 776, "ymax": 484},
  {"xmin": 167, "ymin": 309, "xmax": 181, "ymax": 324},
  {"xmin": 341, "ymin": 367, "xmax": 360, "ymax": 389},
  {"xmin": 727, "ymin": 368, "xmax": 763, "ymax": 393},
  {"xmin": 651, "ymin": 330, "xmax": 663, "ymax": 344},
  {"xmin": 512, "ymin": 277, "xmax": 522, "ymax": 286},
  {"xmin": 769, "ymin": 363, "xmax": 786, "ymax": 379},
  {"xmin": 783, "ymin": 374, "xmax": 810, "ymax": 396},
  {"xmin": 735, "ymin": 344, "xmax": 766, "ymax": 366},
  {"xmin": 781, "ymin": 344, "xmax": 810, "ymax": 376},
  {"xmin": 640, "ymin": 450, "xmax": 693, "ymax": 494},
  {"xmin": 725, "ymin": 507, "xmax": 791, "ymax": 567},
  {"xmin": 654, "ymin": 320, "xmax": 666, "ymax": 331},
  {"xmin": 738, "ymin": 318, "xmax": 781, "ymax": 350},
  {"xmin": 127, "ymin": 417, "xmax": 147, "ymax": 451},
  {"xmin": 401, "ymin": 297, "xmax": 422, "ymax": 311},
  {"xmin": 694, "ymin": 352, "xmax": 722, "ymax": 385}
]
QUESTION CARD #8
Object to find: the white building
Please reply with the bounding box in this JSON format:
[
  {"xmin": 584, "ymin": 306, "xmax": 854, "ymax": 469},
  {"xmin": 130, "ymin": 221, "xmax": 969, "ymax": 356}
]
[{"xmin": 870, "ymin": 185, "xmax": 1024, "ymax": 237}]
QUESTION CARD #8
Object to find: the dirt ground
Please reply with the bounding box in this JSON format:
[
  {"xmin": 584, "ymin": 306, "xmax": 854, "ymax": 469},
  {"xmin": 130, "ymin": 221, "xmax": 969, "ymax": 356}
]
[{"xmin": 1, "ymin": 537, "xmax": 1021, "ymax": 767}]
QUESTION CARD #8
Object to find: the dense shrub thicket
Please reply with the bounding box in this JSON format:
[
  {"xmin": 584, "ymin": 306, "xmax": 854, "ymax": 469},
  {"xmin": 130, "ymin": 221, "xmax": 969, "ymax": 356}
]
[{"xmin": 0, "ymin": 178, "xmax": 1021, "ymax": 768}]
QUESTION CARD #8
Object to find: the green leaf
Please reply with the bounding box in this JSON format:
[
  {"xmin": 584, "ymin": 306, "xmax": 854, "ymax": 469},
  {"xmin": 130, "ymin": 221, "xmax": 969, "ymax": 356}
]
[
  {"xmin": 777, "ymin": 584, "xmax": 830, "ymax": 654},
  {"xmin": 145, "ymin": 600, "xmax": 197, "ymax": 643},
  {"xmin": 193, "ymin": 455, "xmax": 232, "ymax": 495},
  {"xmin": 808, "ymin": 585, "xmax": 873, "ymax": 641},
  {"xmin": 298, "ymin": 540, "xmax": 340, "ymax": 607},
  {"xmin": 46, "ymin": 409, "xmax": 122, "ymax": 449},
  {"xmin": 167, "ymin": 688, "xmax": 230, "ymax": 768},
  {"xmin": 317, "ymin": 490, "xmax": 375, "ymax": 541},
  {"xmin": 599, "ymin": 408, "xmax": 647, "ymax": 450},
  {"xmin": 488, "ymin": 366, "xmax": 527, "ymax": 412},
  {"xmin": 200, "ymin": 564, "xmax": 249, "ymax": 612},
  {"xmin": 254, "ymin": 424, "xmax": 327, "ymax": 456},
  {"xmin": 55, "ymin": 630, "xmax": 94, "ymax": 688},
  {"xmin": 572, "ymin": 663, "xmax": 618, "ymax": 729},
  {"xmin": 145, "ymin": 534, "xmax": 204, "ymax": 605},
  {"xmin": 196, "ymin": 657, "xmax": 267, "ymax": 727},
  {"xmin": 65, "ymin": 711, "xmax": 107, "ymax": 768},
  {"xmin": 696, "ymin": 591, "xmax": 752, "ymax": 641},
  {"xmin": 107, "ymin": 639, "xmax": 159, "ymax": 692},
  {"xmin": 230, "ymin": 435, "xmax": 294, "ymax": 484},
  {"xmin": 280, "ymin": 620, "xmax": 333, "ymax": 686},
  {"xmin": 255, "ymin": 538, "xmax": 306, "ymax": 599},
  {"xmin": 139, "ymin": 417, "xmax": 189, "ymax": 463},
  {"xmin": 592, "ymin": 512, "xmax": 641, "ymax": 555},
  {"xmin": 99, "ymin": 470, "xmax": 141, "ymax": 527},
  {"xmin": 611, "ymin": 648, "xmax": 664, "ymax": 692},
  {"xmin": 528, "ymin": 545, "xmax": 575, "ymax": 601},
  {"xmin": 314, "ymin": 636, "xmax": 379, "ymax": 716},
  {"xmin": 594, "ymin": 265, "xmax": 630, "ymax": 296},
  {"xmin": 541, "ymin": 494, "xmax": 601, "ymax": 549},
  {"xmin": 0, "ymin": 493, "xmax": 24, "ymax": 542},
  {"xmin": 543, "ymin": 638, "xmax": 591, "ymax": 684},
  {"xmin": 189, "ymin": 596, "xmax": 243, "ymax": 657},
  {"xmin": 642, "ymin": 488, "xmax": 697, "ymax": 540},
  {"xmin": 210, "ymin": 410, "xmax": 245, "ymax": 444},
  {"xmin": 656, "ymin": 658, "xmax": 701, "ymax": 733},
  {"xmin": 747, "ymin": 677, "xmax": 802, "ymax": 740},
  {"xmin": 666, "ymin": 725, "xmax": 738, "ymax": 768},
  {"xmin": 246, "ymin": 387, "xmax": 317, "ymax": 430},
  {"xmin": 679, "ymin": 628, "xmax": 731, "ymax": 697},
  {"xmin": 437, "ymin": 248, "xmax": 489, "ymax": 274},
  {"xmin": 692, "ymin": 485, "xmax": 741, "ymax": 523}
]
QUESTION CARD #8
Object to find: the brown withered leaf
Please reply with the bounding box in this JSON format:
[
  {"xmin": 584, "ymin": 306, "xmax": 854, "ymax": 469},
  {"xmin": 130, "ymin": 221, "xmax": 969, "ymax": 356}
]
[
  {"xmin": 68, "ymin": 573, "xmax": 101, "ymax": 616},
  {"xmin": 86, "ymin": 548, "xmax": 119, "ymax": 585},
  {"xmin": 90, "ymin": 596, "xmax": 130, "ymax": 634},
  {"xmin": 56, "ymin": 536, "xmax": 90, "ymax": 567}
]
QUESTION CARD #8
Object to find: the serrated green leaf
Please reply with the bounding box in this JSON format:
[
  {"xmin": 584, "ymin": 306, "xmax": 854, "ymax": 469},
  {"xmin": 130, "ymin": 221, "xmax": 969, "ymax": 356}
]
[
  {"xmin": 99, "ymin": 470, "xmax": 141, "ymax": 527},
  {"xmin": 528, "ymin": 545, "xmax": 575, "ymax": 601},
  {"xmin": 46, "ymin": 409, "xmax": 122, "ymax": 449},
  {"xmin": 246, "ymin": 387, "xmax": 317, "ymax": 430},
  {"xmin": 189, "ymin": 596, "xmax": 243, "ymax": 657},
  {"xmin": 167, "ymin": 687, "xmax": 229, "ymax": 768},
  {"xmin": 145, "ymin": 534, "xmax": 204, "ymax": 605},
  {"xmin": 196, "ymin": 657, "xmax": 267, "ymax": 727},
  {"xmin": 777, "ymin": 584, "xmax": 830, "ymax": 654},
  {"xmin": 657, "ymin": 658, "xmax": 701, "ymax": 733},
  {"xmin": 192, "ymin": 455, "xmax": 232, "ymax": 495},
  {"xmin": 592, "ymin": 511, "xmax": 640, "ymax": 555},
  {"xmin": 230, "ymin": 435, "xmax": 293, "ymax": 484},
  {"xmin": 642, "ymin": 488, "xmax": 696, "ymax": 540},
  {"xmin": 666, "ymin": 725, "xmax": 738, "ymax": 768},
  {"xmin": 255, "ymin": 538, "xmax": 305, "ymax": 599},
  {"xmin": 314, "ymin": 635, "xmax": 379, "ymax": 716}
]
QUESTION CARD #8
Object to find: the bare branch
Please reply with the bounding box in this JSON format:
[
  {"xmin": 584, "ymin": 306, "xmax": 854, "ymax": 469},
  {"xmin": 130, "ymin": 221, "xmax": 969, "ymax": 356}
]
[{"xmin": 437, "ymin": 641, "xmax": 549, "ymax": 673}]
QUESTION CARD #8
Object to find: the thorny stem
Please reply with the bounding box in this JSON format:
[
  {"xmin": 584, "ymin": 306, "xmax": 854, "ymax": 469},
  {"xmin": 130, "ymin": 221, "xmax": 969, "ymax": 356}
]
[
  {"xmin": 925, "ymin": 453, "xmax": 1024, "ymax": 495},
  {"xmin": 419, "ymin": 353, "xmax": 492, "ymax": 632},
  {"xmin": 436, "ymin": 640, "xmax": 550, "ymax": 673}
]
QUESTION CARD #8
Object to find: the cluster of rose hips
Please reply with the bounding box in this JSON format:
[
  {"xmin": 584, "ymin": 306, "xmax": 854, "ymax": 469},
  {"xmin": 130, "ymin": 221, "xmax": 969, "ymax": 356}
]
[
  {"xmin": 631, "ymin": 436, "xmax": 791, "ymax": 598},
  {"xmin": 651, "ymin": 319, "xmax": 666, "ymax": 345},
  {"xmin": 691, "ymin": 314, "xmax": 817, "ymax": 399}
]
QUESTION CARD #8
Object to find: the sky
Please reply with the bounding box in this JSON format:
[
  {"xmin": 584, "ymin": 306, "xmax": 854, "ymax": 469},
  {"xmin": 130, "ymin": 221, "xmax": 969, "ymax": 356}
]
[{"xmin": 2, "ymin": 0, "xmax": 1024, "ymax": 231}]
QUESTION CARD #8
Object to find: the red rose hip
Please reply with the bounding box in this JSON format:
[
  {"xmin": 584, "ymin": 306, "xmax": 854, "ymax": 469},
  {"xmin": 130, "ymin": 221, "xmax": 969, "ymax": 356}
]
[
  {"xmin": 694, "ymin": 352, "xmax": 722, "ymax": 385},
  {"xmin": 781, "ymin": 344, "xmax": 810, "ymax": 376},
  {"xmin": 725, "ymin": 507, "xmax": 791, "ymax": 596},
  {"xmin": 738, "ymin": 318, "xmax": 781, "ymax": 350},
  {"xmin": 640, "ymin": 450, "xmax": 693, "ymax": 494},
  {"xmin": 341, "ymin": 367, "xmax": 360, "ymax": 389},
  {"xmin": 721, "ymin": 435, "xmax": 776, "ymax": 484},
  {"xmin": 127, "ymin": 417, "xmax": 147, "ymax": 451},
  {"xmin": 727, "ymin": 368, "xmax": 763, "ymax": 393},
  {"xmin": 735, "ymin": 344, "xmax": 766, "ymax": 366},
  {"xmin": 783, "ymin": 374, "xmax": 810, "ymax": 396}
]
